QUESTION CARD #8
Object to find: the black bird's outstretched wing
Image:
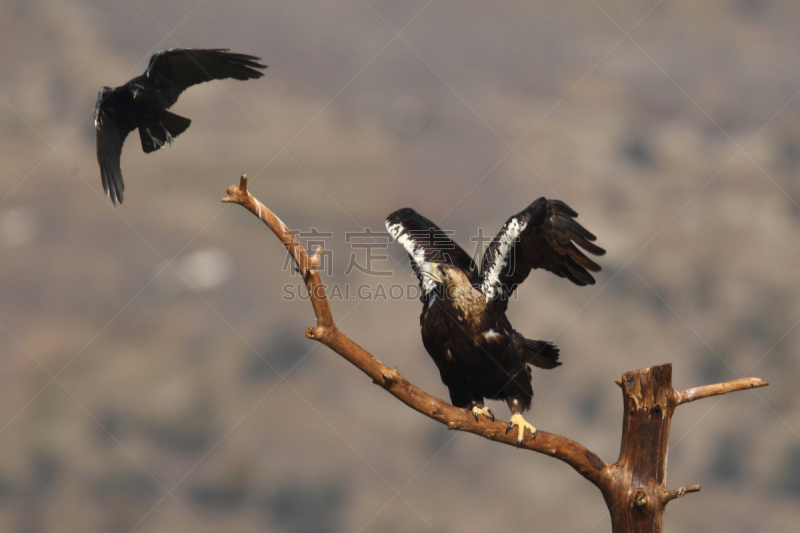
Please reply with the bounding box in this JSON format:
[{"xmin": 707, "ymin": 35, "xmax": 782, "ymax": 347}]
[
  {"xmin": 95, "ymin": 87, "xmax": 136, "ymax": 205},
  {"xmin": 146, "ymin": 48, "xmax": 267, "ymax": 108},
  {"xmin": 480, "ymin": 198, "xmax": 605, "ymax": 309},
  {"xmin": 386, "ymin": 208, "xmax": 477, "ymax": 300}
]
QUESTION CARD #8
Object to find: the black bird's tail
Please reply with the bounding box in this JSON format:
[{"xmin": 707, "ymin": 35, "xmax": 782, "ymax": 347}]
[
  {"xmin": 522, "ymin": 338, "xmax": 561, "ymax": 369},
  {"xmin": 139, "ymin": 111, "xmax": 192, "ymax": 153}
]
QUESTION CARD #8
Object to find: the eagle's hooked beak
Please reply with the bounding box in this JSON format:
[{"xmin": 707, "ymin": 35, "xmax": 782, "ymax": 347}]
[{"xmin": 419, "ymin": 262, "xmax": 443, "ymax": 284}]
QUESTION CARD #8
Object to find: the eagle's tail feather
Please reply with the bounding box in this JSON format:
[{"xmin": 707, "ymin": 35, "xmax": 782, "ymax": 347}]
[
  {"xmin": 522, "ymin": 338, "xmax": 561, "ymax": 369},
  {"xmin": 139, "ymin": 111, "xmax": 191, "ymax": 153}
]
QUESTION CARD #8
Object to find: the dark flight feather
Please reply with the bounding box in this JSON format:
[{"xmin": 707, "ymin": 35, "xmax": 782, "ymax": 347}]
[
  {"xmin": 95, "ymin": 88, "xmax": 135, "ymax": 204},
  {"xmin": 146, "ymin": 48, "xmax": 267, "ymax": 108},
  {"xmin": 94, "ymin": 48, "xmax": 266, "ymax": 205},
  {"xmin": 480, "ymin": 197, "xmax": 606, "ymax": 311}
]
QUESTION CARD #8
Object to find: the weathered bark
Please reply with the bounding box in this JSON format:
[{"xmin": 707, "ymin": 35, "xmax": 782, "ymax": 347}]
[
  {"xmin": 606, "ymin": 366, "xmax": 680, "ymax": 531},
  {"xmin": 224, "ymin": 174, "xmax": 767, "ymax": 532}
]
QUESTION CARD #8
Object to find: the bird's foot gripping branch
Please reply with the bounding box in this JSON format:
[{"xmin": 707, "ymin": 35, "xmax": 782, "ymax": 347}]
[{"xmin": 223, "ymin": 174, "xmax": 768, "ymax": 533}]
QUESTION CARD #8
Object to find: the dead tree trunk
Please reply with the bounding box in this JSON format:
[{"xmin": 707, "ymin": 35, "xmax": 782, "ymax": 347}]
[
  {"xmin": 606, "ymin": 365, "xmax": 693, "ymax": 531},
  {"xmin": 224, "ymin": 174, "xmax": 767, "ymax": 533}
]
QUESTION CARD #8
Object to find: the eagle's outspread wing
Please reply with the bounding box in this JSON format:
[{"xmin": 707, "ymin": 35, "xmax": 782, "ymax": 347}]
[
  {"xmin": 146, "ymin": 48, "xmax": 266, "ymax": 108},
  {"xmin": 480, "ymin": 197, "xmax": 605, "ymax": 308},
  {"xmin": 386, "ymin": 208, "xmax": 476, "ymax": 300},
  {"xmin": 95, "ymin": 87, "xmax": 136, "ymax": 205}
]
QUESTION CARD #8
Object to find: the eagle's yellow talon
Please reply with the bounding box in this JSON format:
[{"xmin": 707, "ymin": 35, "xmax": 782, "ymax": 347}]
[
  {"xmin": 508, "ymin": 414, "xmax": 537, "ymax": 445},
  {"xmin": 471, "ymin": 405, "xmax": 495, "ymax": 422}
]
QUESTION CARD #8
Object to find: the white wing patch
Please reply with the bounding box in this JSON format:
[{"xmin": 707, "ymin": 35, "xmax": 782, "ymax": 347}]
[
  {"xmin": 481, "ymin": 329, "xmax": 502, "ymax": 342},
  {"xmin": 480, "ymin": 217, "xmax": 527, "ymax": 300},
  {"xmin": 386, "ymin": 220, "xmax": 437, "ymax": 295}
]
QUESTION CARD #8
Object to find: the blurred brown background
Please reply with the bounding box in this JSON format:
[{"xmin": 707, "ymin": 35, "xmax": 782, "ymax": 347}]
[{"xmin": 1, "ymin": 0, "xmax": 799, "ymax": 531}]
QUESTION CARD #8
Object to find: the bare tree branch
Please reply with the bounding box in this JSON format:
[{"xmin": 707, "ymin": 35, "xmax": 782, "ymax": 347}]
[
  {"xmin": 224, "ymin": 173, "xmax": 767, "ymax": 533},
  {"xmin": 663, "ymin": 485, "xmax": 701, "ymax": 504},
  {"xmin": 677, "ymin": 377, "xmax": 768, "ymax": 405},
  {"xmin": 223, "ymin": 174, "xmax": 333, "ymax": 330}
]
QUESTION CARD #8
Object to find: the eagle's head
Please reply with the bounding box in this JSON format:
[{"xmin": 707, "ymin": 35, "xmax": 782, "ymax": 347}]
[
  {"xmin": 420, "ymin": 262, "xmax": 477, "ymax": 296},
  {"xmin": 419, "ymin": 262, "xmax": 459, "ymax": 284},
  {"xmin": 419, "ymin": 262, "xmax": 485, "ymax": 315}
]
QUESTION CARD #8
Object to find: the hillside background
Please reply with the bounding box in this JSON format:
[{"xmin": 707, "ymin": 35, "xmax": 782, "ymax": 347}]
[{"xmin": 1, "ymin": 1, "xmax": 799, "ymax": 532}]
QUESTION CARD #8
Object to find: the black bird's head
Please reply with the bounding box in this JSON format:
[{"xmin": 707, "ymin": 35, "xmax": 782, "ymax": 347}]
[{"xmin": 130, "ymin": 83, "xmax": 146, "ymax": 100}]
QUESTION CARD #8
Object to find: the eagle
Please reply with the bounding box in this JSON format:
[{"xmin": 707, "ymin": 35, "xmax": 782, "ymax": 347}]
[
  {"xmin": 94, "ymin": 48, "xmax": 266, "ymax": 205},
  {"xmin": 386, "ymin": 198, "xmax": 605, "ymax": 445}
]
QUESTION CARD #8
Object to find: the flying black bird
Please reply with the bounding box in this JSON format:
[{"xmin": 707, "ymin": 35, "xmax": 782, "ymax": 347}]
[
  {"xmin": 94, "ymin": 48, "xmax": 266, "ymax": 205},
  {"xmin": 386, "ymin": 198, "xmax": 605, "ymax": 445}
]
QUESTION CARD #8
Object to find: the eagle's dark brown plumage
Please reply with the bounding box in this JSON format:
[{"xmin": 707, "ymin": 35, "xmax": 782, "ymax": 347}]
[{"xmin": 386, "ymin": 197, "xmax": 605, "ymax": 444}]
